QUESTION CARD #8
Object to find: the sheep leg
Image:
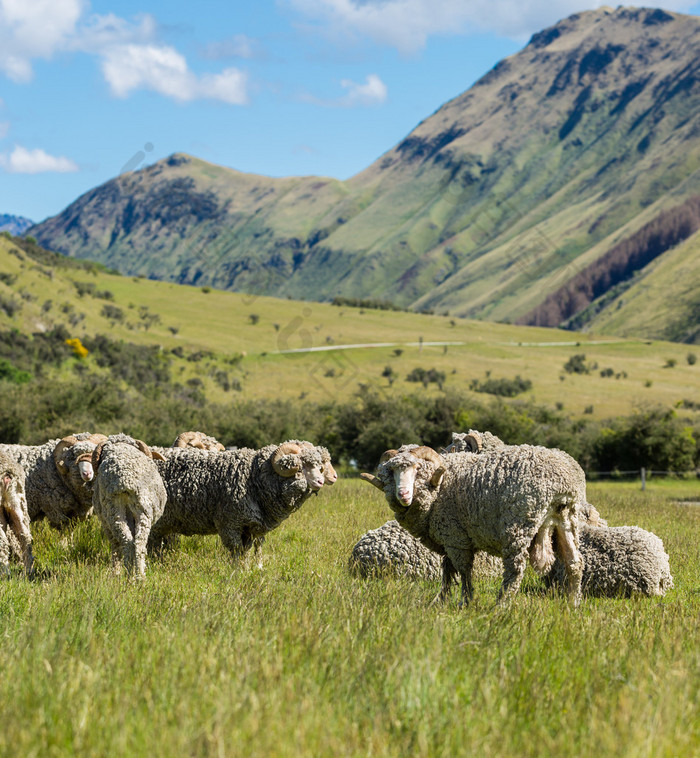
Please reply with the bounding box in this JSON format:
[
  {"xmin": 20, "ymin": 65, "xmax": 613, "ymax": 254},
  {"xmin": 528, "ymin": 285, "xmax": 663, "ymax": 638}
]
[
  {"xmin": 219, "ymin": 528, "xmax": 247, "ymax": 564},
  {"xmin": 430, "ymin": 555, "xmax": 457, "ymax": 606},
  {"xmin": 554, "ymin": 521, "xmax": 583, "ymax": 607},
  {"xmin": 444, "ymin": 546, "xmax": 475, "ymax": 608},
  {"xmin": 498, "ymin": 545, "xmax": 529, "ymax": 604},
  {"xmin": 132, "ymin": 511, "xmax": 151, "ymax": 581},
  {"xmin": 0, "ymin": 514, "xmax": 10, "ymax": 578},
  {"xmin": 112, "ymin": 506, "xmax": 136, "ymax": 577},
  {"xmin": 6, "ymin": 506, "xmax": 34, "ymax": 577}
]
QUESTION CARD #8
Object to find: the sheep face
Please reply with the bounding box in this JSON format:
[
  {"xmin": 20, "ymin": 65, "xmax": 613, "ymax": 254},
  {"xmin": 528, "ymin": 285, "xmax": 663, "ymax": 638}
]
[
  {"xmin": 271, "ymin": 442, "xmax": 328, "ymax": 492},
  {"xmin": 377, "ymin": 446, "xmax": 446, "ymax": 509},
  {"xmin": 55, "ymin": 439, "xmax": 100, "ymax": 493},
  {"xmin": 77, "ymin": 454, "xmax": 95, "ymax": 482},
  {"xmin": 1, "ymin": 468, "xmax": 27, "ymax": 515}
]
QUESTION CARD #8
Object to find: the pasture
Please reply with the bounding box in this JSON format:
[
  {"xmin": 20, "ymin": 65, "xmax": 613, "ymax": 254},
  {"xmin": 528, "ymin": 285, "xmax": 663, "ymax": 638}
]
[{"xmin": 0, "ymin": 478, "xmax": 697, "ymax": 757}]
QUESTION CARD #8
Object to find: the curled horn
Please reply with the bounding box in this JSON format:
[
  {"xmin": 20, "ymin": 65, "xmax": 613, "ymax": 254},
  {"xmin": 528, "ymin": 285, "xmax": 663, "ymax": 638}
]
[
  {"xmin": 133, "ymin": 438, "xmax": 166, "ymax": 461},
  {"xmin": 88, "ymin": 433, "xmax": 108, "ymax": 446},
  {"xmin": 53, "ymin": 436, "xmax": 79, "ymax": 474},
  {"xmin": 463, "ymin": 432, "xmax": 482, "ymax": 453},
  {"xmin": 271, "ymin": 442, "xmax": 303, "ymax": 477},
  {"xmin": 92, "ymin": 442, "xmax": 106, "ymax": 474},
  {"xmin": 360, "ymin": 472, "xmax": 384, "ymax": 491},
  {"xmin": 173, "ymin": 431, "xmax": 202, "ymax": 449},
  {"xmin": 412, "ymin": 446, "xmax": 446, "ymax": 488},
  {"xmin": 379, "ymin": 449, "xmax": 398, "ymax": 465}
]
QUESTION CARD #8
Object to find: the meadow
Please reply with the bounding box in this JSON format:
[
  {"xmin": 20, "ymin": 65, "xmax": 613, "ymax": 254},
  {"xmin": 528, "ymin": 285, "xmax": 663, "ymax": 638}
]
[{"xmin": 0, "ymin": 478, "xmax": 697, "ymax": 757}]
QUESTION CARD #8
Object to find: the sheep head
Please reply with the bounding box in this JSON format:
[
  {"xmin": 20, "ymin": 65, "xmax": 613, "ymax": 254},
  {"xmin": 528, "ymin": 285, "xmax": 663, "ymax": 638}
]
[
  {"xmin": 370, "ymin": 445, "xmax": 446, "ymax": 508},
  {"xmin": 271, "ymin": 442, "xmax": 326, "ymax": 492},
  {"xmin": 55, "ymin": 435, "xmax": 99, "ymax": 483},
  {"xmin": 173, "ymin": 430, "xmax": 225, "ymax": 451},
  {"xmin": 445, "ymin": 431, "xmax": 482, "ymax": 454}
]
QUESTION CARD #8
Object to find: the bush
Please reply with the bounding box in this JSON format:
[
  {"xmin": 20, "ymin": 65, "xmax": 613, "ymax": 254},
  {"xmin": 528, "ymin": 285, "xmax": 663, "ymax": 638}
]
[
  {"xmin": 406, "ymin": 367, "xmax": 446, "ymax": 389},
  {"xmin": 469, "ymin": 374, "xmax": 532, "ymax": 397},
  {"xmin": 563, "ymin": 354, "xmax": 590, "ymax": 374}
]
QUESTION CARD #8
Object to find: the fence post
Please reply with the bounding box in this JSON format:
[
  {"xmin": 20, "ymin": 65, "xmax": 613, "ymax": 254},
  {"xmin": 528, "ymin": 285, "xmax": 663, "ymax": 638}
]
[{"xmin": 641, "ymin": 467, "xmax": 646, "ymax": 491}]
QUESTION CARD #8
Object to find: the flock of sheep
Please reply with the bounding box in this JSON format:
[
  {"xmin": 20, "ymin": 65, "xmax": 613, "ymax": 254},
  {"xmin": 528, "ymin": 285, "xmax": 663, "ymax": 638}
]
[{"xmin": 0, "ymin": 427, "xmax": 673, "ymax": 604}]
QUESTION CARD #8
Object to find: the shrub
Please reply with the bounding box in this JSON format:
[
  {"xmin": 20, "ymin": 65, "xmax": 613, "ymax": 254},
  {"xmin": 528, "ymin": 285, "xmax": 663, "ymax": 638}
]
[
  {"xmin": 563, "ymin": 353, "xmax": 590, "ymax": 374},
  {"xmin": 469, "ymin": 374, "xmax": 532, "ymax": 397},
  {"xmin": 687, "ymin": 353, "xmax": 697, "ymax": 366}
]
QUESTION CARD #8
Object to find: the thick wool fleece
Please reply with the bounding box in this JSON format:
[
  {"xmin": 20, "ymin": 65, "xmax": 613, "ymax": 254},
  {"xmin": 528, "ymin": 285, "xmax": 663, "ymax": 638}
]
[
  {"xmin": 92, "ymin": 434, "xmax": 167, "ymax": 579},
  {"xmin": 377, "ymin": 445, "xmax": 587, "ymax": 603},
  {"xmin": 0, "ymin": 452, "xmax": 34, "ymax": 575},
  {"xmin": 149, "ymin": 444, "xmax": 327, "ymax": 560},
  {"xmin": 349, "ymin": 519, "xmax": 502, "ymax": 580},
  {"xmin": 0, "ymin": 433, "xmax": 98, "ymax": 528},
  {"xmin": 544, "ymin": 524, "xmax": 673, "ymax": 597}
]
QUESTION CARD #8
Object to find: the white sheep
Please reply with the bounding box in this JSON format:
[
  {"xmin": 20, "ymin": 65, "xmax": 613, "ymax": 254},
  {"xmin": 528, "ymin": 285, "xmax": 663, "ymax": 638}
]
[
  {"xmin": 0, "ymin": 433, "xmax": 107, "ymax": 529},
  {"xmin": 544, "ymin": 523, "xmax": 673, "ymax": 597},
  {"xmin": 349, "ymin": 519, "xmax": 502, "ymax": 580},
  {"xmin": 91, "ymin": 434, "xmax": 167, "ymax": 580},
  {"xmin": 148, "ymin": 440, "xmax": 330, "ymax": 566},
  {"xmin": 362, "ymin": 444, "xmax": 586, "ymax": 606},
  {"xmin": 0, "ymin": 452, "xmax": 34, "ymax": 577}
]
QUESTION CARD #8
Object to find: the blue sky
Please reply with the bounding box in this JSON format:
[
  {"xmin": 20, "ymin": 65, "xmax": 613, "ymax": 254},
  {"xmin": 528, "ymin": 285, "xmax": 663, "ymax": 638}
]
[{"xmin": 2, "ymin": 0, "xmax": 700, "ymax": 222}]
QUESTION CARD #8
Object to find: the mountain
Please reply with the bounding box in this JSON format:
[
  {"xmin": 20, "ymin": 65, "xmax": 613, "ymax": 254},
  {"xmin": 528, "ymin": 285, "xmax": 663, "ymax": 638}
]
[
  {"xmin": 30, "ymin": 7, "xmax": 700, "ymax": 342},
  {"xmin": 0, "ymin": 214, "xmax": 34, "ymax": 235}
]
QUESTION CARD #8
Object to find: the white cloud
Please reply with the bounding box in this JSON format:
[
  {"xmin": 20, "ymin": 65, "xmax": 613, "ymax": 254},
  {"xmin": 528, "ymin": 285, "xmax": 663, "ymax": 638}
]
[
  {"xmin": 287, "ymin": 0, "xmax": 699, "ymax": 50},
  {"xmin": 102, "ymin": 44, "xmax": 248, "ymax": 104},
  {"xmin": 339, "ymin": 73, "xmax": 387, "ymax": 105},
  {"xmin": 0, "ymin": 2, "xmax": 249, "ymax": 105},
  {"xmin": 0, "ymin": 145, "xmax": 79, "ymax": 173}
]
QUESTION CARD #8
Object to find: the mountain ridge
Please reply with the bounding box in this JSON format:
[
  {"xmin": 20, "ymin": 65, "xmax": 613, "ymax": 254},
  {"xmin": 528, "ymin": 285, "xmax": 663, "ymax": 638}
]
[{"xmin": 30, "ymin": 6, "xmax": 700, "ymax": 342}]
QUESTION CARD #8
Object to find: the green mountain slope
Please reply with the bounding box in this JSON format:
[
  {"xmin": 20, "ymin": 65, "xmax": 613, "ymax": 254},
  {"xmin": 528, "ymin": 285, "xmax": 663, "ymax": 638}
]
[{"xmin": 30, "ymin": 7, "xmax": 700, "ymax": 339}]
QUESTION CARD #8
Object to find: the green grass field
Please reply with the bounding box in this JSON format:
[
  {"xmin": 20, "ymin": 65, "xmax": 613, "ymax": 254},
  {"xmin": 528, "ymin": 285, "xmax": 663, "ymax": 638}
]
[
  {"xmin": 2, "ymin": 236, "xmax": 700, "ymax": 421},
  {"xmin": 1, "ymin": 479, "xmax": 698, "ymax": 757}
]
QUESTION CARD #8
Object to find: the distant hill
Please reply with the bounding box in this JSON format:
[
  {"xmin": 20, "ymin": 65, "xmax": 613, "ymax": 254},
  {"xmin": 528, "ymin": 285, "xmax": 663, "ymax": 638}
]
[
  {"xmin": 0, "ymin": 214, "xmax": 33, "ymax": 235},
  {"xmin": 30, "ymin": 7, "xmax": 700, "ymax": 342}
]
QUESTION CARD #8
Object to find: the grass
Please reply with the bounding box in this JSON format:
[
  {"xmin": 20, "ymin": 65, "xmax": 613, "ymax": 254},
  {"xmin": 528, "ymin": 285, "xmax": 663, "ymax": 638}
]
[
  {"xmin": 2, "ymin": 236, "xmax": 700, "ymax": 421},
  {"xmin": 1, "ymin": 479, "xmax": 698, "ymax": 757}
]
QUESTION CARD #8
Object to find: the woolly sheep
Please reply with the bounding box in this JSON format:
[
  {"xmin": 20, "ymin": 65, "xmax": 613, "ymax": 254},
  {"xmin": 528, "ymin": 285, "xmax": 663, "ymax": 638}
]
[
  {"xmin": 0, "ymin": 452, "xmax": 34, "ymax": 577},
  {"xmin": 0, "ymin": 433, "xmax": 107, "ymax": 529},
  {"xmin": 349, "ymin": 519, "xmax": 502, "ymax": 580},
  {"xmin": 362, "ymin": 444, "xmax": 586, "ymax": 606},
  {"xmin": 148, "ymin": 440, "xmax": 330, "ymax": 566},
  {"xmin": 544, "ymin": 524, "xmax": 673, "ymax": 597},
  {"xmin": 91, "ymin": 434, "xmax": 167, "ymax": 580},
  {"xmin": 172, "ymin": 430, "xmax": 225, "ymax": 451}
]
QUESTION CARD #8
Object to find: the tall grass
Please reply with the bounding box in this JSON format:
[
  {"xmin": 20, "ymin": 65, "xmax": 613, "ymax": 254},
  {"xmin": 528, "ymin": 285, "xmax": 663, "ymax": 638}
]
[{"xmin": 0, "ymin": 481, "xmax": 698, "ymax": 757}]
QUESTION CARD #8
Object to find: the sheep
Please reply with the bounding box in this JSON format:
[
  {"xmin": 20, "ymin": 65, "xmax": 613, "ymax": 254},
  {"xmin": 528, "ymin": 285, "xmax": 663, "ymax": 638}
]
[
  {"xmin": 361, "ymin": 444, "xmax": 586, "ymax": 606},
  {"xmin": 172, "ymin": 430, "xmax": 225, "ymax": 451},
  {"xmin": 447, "ymin": 430, "xmax": 608, "ymax": 527},
  {"xmin": 544, "ymin": 524, "xmax": 673, "ymax": 597},
  {"xmin": 0, "ymin": 453, "xmax": 34, "ymax": 577},
  {"xmin": 349, "ymin": 519, "xmax": 502, "ymax": 580},
  {"xmin": 91, "ymin": 434, "xmax": 167, "ymax": 580},
  {"xmin": 0, "ymin": 433, "xmax": 107, "ymax": 529},
  {"xmin": 148, "ymin": 440, "xmax": 330, "ymax": 566}
]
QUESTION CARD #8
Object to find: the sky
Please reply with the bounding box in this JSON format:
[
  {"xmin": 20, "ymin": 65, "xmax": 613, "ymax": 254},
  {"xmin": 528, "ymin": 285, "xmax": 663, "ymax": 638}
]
[{"xmin": 2, "ymin": 0, "xmax": 700, "ymax": 222}]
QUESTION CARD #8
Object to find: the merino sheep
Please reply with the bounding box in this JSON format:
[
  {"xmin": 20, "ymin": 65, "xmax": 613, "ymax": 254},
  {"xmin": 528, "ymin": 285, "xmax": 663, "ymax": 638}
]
[
  {"xmin": 0, "ymin": 433, "xmax": 107, "ymax": 529},
  {"xmin": 91, "ymin": 434, "xmax": 167, "ymax": 579},
  {"xmin": 0, "ymin": 453, "xmax": 34, "ymax": 577},
  {"xmin": 349, "ymin": 519, "xmax": 502, "ymax": 580},
  {"xmin": 172, "ymin": 430, "xmax": 225, "ymax": 451},
  {"xmin": 148, "ymin": 440, "xmax": 330, "ymax": 566},
  {"xmin": 544, "ymin": 524, "xmax": 673, "ymax": 597},
  {"xmin": 362, "ymin": 444, "xmax": 586, "ymax": 606}
]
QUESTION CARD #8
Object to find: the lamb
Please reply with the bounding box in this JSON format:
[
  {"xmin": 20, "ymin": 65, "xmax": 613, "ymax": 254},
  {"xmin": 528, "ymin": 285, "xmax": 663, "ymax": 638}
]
[
  {"xmin": 0, "ymin": 433, "xmax": 107, "ymax": 529},
  {"xmin": 91, "ymin": 434, "xmax": 167, "ymax": 580},
  {"xmin": 0, "ymin": 453, "xmax": 34, "ymax": 577},
  {"xmin": 544, "ymin": 524, "xmax": 673, "ymax": 597},
  {"xmin": 349, "ymin": 519, "xmax": 502, "ymax": 580},
  {"xmin": 361, "ymin": 444, "xmax": 586, "ymax": 606},
  {"xmin": 148, "ymin": 440, "xmax": 330, "ymax": 566}
]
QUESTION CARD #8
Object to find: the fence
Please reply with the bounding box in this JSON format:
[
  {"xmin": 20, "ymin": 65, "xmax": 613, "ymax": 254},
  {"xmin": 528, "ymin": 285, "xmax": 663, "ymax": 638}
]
[{"xmin": 586, "ymin": 467, "xmax": 699, "ymax": 490}]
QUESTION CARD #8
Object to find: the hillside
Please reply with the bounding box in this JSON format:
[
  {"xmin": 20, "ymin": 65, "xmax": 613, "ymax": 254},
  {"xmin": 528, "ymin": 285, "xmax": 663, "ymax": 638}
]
[
  {"xmin": 1, "ymin": 233, "xmax": 699, "ymax": 426},
  {"xmin": 0, "ymin": 214, "xmax": 33, "ymax": 235},
  {"xmin": 29, "ymin": 7, "xmax": 700, "ymax": 341}
]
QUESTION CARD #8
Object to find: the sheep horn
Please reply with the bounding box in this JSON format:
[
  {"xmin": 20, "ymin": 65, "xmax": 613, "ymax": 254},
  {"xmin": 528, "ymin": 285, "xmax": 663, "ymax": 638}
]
[
  {"xmin": 88, "ymin": 433, "xmax": 108, "ymax": 446},
  {"xmin": 271, "ymin": 442, "xmax": 303, "ymax": 477},
  {"xmin": 173, "ymin": 431, "xmax": 201, "ymax": 448},
  {"xmin": 53, "ymin": 435, "xmax": 79, "ymax": 474},
  {"xmin": 411, "ymin": 446, "xmax": 446, "ymax": 488},
  {"xmin": 92, "ymin": 442, "xmax": 106, "ymax": 474},
  {"xmin": 360, "ymin": 472, "xmax": 384, "ymax": 491},
  {"xmin": 378, "ymin": 449, "xmax": 398, "ymax": 465},
  {"xmin": 133, "ymin": 439, "xmax": 155, "ymax": 458},
  {"xmin": 463, "ymin": 432, "xmax": 482, "ymax": 453}
]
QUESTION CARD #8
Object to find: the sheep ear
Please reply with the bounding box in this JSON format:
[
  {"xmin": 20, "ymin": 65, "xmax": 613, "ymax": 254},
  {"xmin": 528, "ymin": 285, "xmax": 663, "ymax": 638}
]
[
  {"xmin": 360, "ymin": 472, "xmax": 384, "ymax": 491},
  {"xmin": 430, "ymin": 466, "xmax": 446, "ymax": 488}
]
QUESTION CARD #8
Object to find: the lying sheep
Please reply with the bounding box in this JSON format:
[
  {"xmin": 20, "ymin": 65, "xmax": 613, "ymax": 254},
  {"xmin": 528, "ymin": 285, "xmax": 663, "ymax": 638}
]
[
  {"xmin": 0, "ymin": 453, "xmax": 34, "ymax": 577},
  {"xmin": 91, "ymin": 434, "xmax": 167, "ymax": 580},
  {"xmin": 362, "ymin": 444, "xmax": 586, "ymax": 606},
  {"xmin": 148, "ymin": 440, "xmax": 330, "ymax": 566},
  {"xmin": 0, "ymin": 433, "xmax": 107, "ymax": 529},
  {"xmin": 349, "ymin": 519, "xmax": 502, "ymax": 580},
  {"xmin": 544, "ymin": 524, "xmax": 673, "ymax": 597}
]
